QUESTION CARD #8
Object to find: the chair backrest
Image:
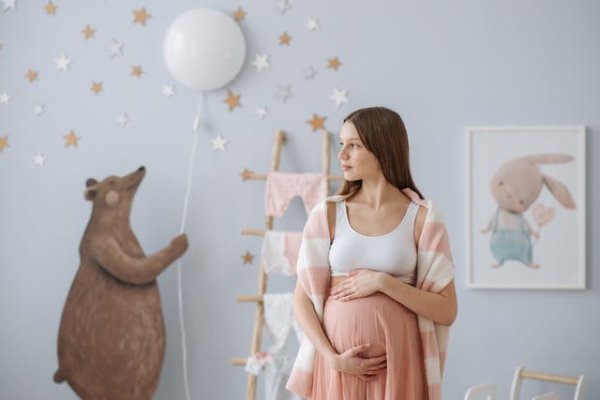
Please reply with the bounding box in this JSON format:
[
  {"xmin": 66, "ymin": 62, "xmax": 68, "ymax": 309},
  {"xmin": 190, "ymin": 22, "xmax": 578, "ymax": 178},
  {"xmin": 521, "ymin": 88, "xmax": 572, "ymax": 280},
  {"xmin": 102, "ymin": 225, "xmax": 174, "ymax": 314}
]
[
  {"xmin": 532, "ymin": 393, "xmax": 559, "ymax": 400},
  {"xmin": 465, "ymin": 383, "xmax": 496, "ymax": 400},
  {"xmin": 510, "ymin": 366, "xmax": 585, "ymax": 400}
]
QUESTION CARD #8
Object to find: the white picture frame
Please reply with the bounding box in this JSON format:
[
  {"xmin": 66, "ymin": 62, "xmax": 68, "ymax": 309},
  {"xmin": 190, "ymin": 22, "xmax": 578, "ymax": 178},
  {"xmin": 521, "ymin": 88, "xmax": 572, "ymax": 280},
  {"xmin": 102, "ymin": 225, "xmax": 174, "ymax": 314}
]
[{"xmin": 466, "ymin": 126, "xmax": 586, "ymax": 289}]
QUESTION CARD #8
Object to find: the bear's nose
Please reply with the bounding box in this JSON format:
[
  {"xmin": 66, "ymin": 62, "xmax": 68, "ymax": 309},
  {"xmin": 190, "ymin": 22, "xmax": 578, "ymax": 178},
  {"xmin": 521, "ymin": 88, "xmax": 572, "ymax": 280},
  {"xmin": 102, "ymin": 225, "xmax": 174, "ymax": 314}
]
[{"xmin": 138, "ymin": 166, "xmax": 145, "ymax": 172}]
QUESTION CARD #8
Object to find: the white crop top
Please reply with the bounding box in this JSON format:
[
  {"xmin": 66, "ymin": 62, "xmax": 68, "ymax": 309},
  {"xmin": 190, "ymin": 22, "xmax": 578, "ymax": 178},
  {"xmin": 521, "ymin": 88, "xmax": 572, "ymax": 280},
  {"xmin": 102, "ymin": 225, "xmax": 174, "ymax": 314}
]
[{"xmin": 328, "ymin": 200, "xmax": 419, "ymax": 284}]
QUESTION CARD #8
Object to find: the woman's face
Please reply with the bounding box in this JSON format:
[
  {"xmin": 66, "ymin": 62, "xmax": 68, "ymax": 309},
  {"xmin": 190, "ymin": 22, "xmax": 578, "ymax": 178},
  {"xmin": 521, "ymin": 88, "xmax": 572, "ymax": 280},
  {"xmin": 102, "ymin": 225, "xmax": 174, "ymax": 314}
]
[{"xmin": 338, "ymin": 122, "xmax": 381, "ymax": 182}]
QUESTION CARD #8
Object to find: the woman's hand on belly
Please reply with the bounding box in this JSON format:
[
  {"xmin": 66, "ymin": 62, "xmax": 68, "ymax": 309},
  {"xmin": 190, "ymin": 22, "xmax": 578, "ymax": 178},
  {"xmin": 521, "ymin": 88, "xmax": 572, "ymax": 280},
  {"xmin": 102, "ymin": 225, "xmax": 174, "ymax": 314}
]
[
  {"xmin": 331, "ymin": 343, "xmax": 387, "ymax": 380},
  {"xmin": 331, "ymin": 269, "xmax": 385, "ymax": 301}
]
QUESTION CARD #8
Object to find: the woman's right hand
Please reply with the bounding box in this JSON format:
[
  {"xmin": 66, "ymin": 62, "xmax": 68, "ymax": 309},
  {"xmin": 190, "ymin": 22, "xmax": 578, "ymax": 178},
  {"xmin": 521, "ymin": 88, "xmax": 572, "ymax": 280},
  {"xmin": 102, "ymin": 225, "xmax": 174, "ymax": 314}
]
[{"xmin": 329, "ymin": 344, "xmax": 387, "ymax": 381}]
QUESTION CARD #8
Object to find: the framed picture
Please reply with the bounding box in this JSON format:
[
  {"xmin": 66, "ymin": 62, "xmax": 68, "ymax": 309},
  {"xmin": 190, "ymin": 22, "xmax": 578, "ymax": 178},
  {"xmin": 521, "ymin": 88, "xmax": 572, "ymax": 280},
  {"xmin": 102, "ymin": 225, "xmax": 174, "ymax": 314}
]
[{"xmin": 466, "ymin": 126, "xmax": 586, "ymax": 289}]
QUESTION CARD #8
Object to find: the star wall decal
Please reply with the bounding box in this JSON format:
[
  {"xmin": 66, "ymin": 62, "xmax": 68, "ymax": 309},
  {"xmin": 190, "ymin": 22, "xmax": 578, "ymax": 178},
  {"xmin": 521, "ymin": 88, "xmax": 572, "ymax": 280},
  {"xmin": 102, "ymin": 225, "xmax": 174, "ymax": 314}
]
[
  {"xmin": 233, "ymin": 7, "xmax": 246, "ymax": 22},
  {"xmin": 275, "ymin": 84, "xmax": 293, "ymax": 103},
  {"xmin": 0, "ymin": 91, "xmax": 11, "ymax": 105},
  {"xmin": 303, "ymin": 65, "xmax": 317, "ymax": 80},
  {"xmin": 279, "ymin": 32, "xmax": 291, "ymax": 46},
  {"xmin": 162, "ymin": 84, "xmax": 175, "ymax": 98},
  {"xmin": 211, "ymin": 135, "xmax": 228, "ymax": 151},
  {"xmin": 251, "ymin": 54, "xmax": 270, "ymax": 72},
  {"xmin": 224, "ymin": 89, "xmax": 241, "ymax": 111},
  {"xmin": 64, "ymin": 130, "xmax": 80, "ymax": 148},
  {"xmin": 305, "ymin": 18, "xmax": 319, "ymax": 31},
  {"xmin": 131, "ymin": 65, "xmax": 144, "ymax": 78},
  {"xmin": 116, "ymin": 112, "xmax": 129, "ymax": 127},
  {"xmin": 330, "ymin": 88, "xmax": 349, "ymax": 107},
  {"xmin": 241, "ymin": 251, "xmax": 254, "ymax": 264},
  {"xmin": 0, "ymin": 135, "xmax": 9, "ymax": 152},
  {"xmin": 133, "ymin": 8, "xmax": 151, "ymax": 25},
  {"xmin": 33, "ymin": 153, "xmax": 46, "ymax": 166},
  {"xmin": 82, "ymin": 25, "xmax": 96, "ymax": 40},
  {"xmin": 307, "ymin": 114, "xmax": 326, "ymax": 132},
  {"xmin": 275, "ymin": 0, "xmax": 291, "ymax": 14},
  {"xmin": 109, "ymin": 39, "xmax": 124, "ymax": 58},
  {"xmin": 327, "ymin": 56, "xmax": 341, "ymax": 70},
  {"xmin": 44, "ymin": 1, "xmax": 57, "ymax": 15},
  {"xmin": 55, "ymin": 54, "xmax": 71, "ymax": 72},
  {"xmin": 34, "ymin": 104, "xmax": 45, "ymax": 116},
  {"xmin": 255, "ymin": 106, "xmax": 268, "ymax": 119},
  {"xmin": 91, "ymin": 81, "xmax": 103, "ymax": 95},
  {"xmin": 2, "ymin": 0, "xmax": 17, "ymax": 12},
  {"xmin": 25, "ymin": 69, "xmax": 38, "ymax": 83},
  {"xmin": 239, "ymin": 168, "xmax": 253, "ymax": 181}
]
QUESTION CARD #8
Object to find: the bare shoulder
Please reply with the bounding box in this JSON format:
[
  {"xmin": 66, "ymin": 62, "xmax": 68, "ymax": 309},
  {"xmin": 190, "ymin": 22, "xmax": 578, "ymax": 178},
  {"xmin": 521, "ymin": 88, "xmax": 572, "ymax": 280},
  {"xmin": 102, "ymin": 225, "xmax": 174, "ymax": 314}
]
[{"xmin": 414, "ymin": 205, "xmax": 427, "ymax": 246}]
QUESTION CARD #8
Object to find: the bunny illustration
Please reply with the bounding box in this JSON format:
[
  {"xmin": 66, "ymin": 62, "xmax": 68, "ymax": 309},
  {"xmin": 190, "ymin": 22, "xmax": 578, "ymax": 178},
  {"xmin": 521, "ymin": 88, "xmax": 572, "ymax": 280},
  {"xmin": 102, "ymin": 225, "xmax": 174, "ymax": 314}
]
[{"xmin": 480, "ymin": 154, "xmax": 576, "ymax": 269}]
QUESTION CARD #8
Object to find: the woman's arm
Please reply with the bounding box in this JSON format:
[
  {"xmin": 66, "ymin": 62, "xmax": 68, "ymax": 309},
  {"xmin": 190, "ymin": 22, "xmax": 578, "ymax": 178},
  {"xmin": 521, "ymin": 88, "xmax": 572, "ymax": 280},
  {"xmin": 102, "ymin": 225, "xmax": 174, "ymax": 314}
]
[{"xmin": 293, "ymin": 281, "xmax": 387, "ymax": 378}]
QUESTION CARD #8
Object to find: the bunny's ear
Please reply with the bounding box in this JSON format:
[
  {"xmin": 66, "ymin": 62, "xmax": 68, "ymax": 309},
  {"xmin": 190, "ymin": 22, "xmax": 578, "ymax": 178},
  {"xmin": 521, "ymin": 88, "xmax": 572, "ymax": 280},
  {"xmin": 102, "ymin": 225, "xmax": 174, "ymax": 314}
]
[
  {"xmin": 542, "ymin": 174, "xmax": 576, "ymax": 209},
  {"xmin": 521, "ymin": 153, "xmax": 574, "ymax": 165}
]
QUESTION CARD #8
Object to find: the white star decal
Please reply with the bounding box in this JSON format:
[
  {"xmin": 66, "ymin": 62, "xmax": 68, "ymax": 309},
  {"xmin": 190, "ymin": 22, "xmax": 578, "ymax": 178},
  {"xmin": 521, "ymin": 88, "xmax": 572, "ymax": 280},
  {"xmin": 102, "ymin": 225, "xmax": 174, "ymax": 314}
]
[
  {"xmin": 0, "ymin": 91, "xmax": 11, "ymax": 105},
  {"xmin": 275, "ymin": 0, "xmax": 291, "ymax": 14},
  {"xmin": 330, "ymin": 88, "xmax": 349, "ymax": 107},
  {"xmin": 55, "ymin": 53, "xmax": 71, "ymax": 72},
  {"xmin": 251, "ymin": 54, "xmax": 270, "ymax": 72},
  {"xmin": 2, "ymin": 0, "xmax": 17, "ymax": 11},
  {"xmin": 34, "ymin": 104, "xmax": 45, "ymax": 116},
  {"xmin": 116, "ymin": 112, "xmax": 129, "ymax": 127},
  {"xmin": 303, "ymin": 65, "xmax": 317, "ymax": 80},
  {"xmin": 162, "ymin": 85, "xmax": 175, "ymax": 98},
  {"xmin": 305, "ymin": 18, "xmax": 319, "ymax": 31},
  {"xmin": 255, "ymin": 106, "xmax": 268, "ymax": 120},
  {"xmin": 108, "ymin": 39, "xmax": 124, "ymax": 58},
  {"xmin": 275, "ymin": 84, "xmax": 293, "ymax": 104},
  {"xmin": 33, "ymin": 153, "xmax": 46, "ymax": 166},
  {"xmin": 211, "ymin": 135, "xmax": 228, "ymax": 151}
]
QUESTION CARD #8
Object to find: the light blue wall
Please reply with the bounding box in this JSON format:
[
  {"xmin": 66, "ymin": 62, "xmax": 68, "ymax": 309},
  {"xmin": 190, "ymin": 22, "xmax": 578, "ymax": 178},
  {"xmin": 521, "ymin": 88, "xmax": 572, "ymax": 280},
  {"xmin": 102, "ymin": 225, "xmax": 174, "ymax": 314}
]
[{"xmin": 1, "ymin": 1, "xmax": 598, "ymax": 399}]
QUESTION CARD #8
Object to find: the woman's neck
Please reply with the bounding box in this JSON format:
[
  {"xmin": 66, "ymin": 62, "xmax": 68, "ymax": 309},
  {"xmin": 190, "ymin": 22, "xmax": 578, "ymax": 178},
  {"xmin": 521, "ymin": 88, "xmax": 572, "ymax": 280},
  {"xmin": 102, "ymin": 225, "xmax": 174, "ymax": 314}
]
[{"xmin": 353, "ymin": 177, "xmax": 405, "ymax": 209}]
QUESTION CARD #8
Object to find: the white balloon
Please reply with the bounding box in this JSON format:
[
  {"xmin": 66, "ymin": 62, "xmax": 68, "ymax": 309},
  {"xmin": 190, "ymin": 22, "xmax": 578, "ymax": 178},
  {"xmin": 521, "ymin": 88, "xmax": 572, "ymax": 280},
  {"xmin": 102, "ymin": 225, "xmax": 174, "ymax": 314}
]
[{"xmin": 164, "ymin": 8, "xmax": 246, "ymax": 91}]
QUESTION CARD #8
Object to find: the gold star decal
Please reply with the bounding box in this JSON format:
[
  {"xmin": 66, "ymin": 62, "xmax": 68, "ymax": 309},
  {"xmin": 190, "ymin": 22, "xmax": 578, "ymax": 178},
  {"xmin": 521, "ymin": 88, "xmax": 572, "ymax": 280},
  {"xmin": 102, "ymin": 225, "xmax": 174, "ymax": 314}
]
[
  {"xmin": 224, "ymin": 89, "xmax": 241, "ymax": 111},
  {"xmin": 233, "ymin": 7, "xmax": 246, "ymax": 22},
  {"xmin": 241, "ymin": 251, "xmax": 254, "ymax": 264},
  {"xmin": 0, "ymin": 135, "xmax": 9, "ymax": 152},
  {"xmin": 45, "ymin": 1, "xmax": 57, "ymax": 15},
  {"xmin": 327, "ymin": 56, "xmax": 342, "ymax": 70},
  {"xmin": 131, "ymin": 65, "xmax": 144, "ymax": 78},
  {"xmin": 133, "ymin": 8, "xmax": 151, "ymax": 25},
  {"xmin": 279, "ymin": 32, "xmax": 291, "ymax": 46},
  {"xmin": 240, "ymin": 168, "xmax": 253, "ymax": 181},
  {"xmin": 91, "ymin": 81, "xmax": 103, "ymax": 95},
  {"xmin": 83, "ymin": 25, "xmax": 95, "ymax": 40},
  {"xmin": 25, "ymin": 69, "xmax": 39, "ymax": 83},
  {"xmin": 307, "ymin": 114, "xmax": 327, "ymax": 132},
  {"xmin": 64, "ymin": 130, "xmax": 80, "ymax": 148}
]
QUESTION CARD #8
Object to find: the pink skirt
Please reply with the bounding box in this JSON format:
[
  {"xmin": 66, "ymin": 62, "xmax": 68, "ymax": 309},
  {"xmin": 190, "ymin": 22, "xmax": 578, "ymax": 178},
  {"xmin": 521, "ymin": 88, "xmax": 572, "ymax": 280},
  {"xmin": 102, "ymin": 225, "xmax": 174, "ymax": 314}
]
[{"xmin": 311, "ymin": 293, "xmax": 427, "ymax": 400}]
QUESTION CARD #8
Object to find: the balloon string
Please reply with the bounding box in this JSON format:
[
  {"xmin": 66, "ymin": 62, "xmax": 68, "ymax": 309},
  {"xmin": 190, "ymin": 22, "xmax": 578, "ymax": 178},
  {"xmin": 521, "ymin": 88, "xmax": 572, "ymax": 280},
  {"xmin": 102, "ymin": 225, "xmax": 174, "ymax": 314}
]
[{"xmin": 177, "ymin": 92, "xmax": 204, "ymax": 400}]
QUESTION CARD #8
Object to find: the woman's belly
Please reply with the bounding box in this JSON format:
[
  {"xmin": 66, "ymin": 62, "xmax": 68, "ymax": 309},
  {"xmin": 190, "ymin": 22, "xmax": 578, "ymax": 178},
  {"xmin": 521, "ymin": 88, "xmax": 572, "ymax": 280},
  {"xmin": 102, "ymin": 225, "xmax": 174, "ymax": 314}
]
[{"xmin": 322, "ymin": 286, "xmax": 421, "ymax": 360}]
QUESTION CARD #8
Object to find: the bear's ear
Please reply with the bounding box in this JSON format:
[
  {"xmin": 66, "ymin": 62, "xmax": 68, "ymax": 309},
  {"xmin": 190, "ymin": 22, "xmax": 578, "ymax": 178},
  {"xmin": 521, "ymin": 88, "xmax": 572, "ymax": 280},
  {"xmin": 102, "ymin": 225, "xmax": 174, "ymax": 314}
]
[
  {"xmin": 86, "ymin": 178, "xmax": 98, "ymax": 187},
  {"xmin": 84, "ymin": 188, "xmax": 97, "ymax": 201}
]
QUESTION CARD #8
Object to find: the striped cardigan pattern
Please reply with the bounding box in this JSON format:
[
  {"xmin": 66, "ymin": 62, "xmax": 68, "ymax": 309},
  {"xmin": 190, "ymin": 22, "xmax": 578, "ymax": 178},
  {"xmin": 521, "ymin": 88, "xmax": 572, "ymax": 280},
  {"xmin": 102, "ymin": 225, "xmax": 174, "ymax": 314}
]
[{"xmin": 285, "ymin": 188, "xmax": 455, "ymax": 400}]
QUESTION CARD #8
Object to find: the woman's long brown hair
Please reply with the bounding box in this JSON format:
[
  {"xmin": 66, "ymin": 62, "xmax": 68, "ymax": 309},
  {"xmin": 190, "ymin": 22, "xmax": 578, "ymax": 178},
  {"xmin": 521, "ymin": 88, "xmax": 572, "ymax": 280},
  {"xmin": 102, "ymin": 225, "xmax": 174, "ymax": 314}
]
[{"xmin": 337, "ymin": 106, "xmax": 423, "ymax": 199}]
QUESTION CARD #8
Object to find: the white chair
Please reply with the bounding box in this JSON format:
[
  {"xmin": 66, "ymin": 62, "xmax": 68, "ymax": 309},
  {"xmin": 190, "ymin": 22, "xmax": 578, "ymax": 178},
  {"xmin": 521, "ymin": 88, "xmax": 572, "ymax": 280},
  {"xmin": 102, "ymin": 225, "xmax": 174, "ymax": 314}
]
[
  {"xmin": 464, "ymin": 383, "xmax": 496, "ymax": 400},
  {"xmin": 511, "ymin": 366, "xmax": 585, "ymax": 400},
  {"xmin": 465, "ymin": 366, "xmax": 585, "ymax": 400}
]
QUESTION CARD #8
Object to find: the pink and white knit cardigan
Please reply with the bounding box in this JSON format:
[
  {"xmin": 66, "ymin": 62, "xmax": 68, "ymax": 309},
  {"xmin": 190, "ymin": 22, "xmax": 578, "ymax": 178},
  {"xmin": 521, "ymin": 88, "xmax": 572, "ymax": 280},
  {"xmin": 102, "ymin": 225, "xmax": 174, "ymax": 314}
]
[{"xmin": 285, "ymin": 188, "xmax": 456, "ymax": 400}]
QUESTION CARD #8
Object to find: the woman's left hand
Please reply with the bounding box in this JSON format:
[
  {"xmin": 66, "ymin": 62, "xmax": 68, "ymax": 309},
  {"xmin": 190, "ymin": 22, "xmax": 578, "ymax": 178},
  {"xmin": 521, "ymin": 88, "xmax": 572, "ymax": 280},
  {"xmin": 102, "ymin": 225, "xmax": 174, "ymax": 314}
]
[{"xmin": 331, "ymin": 269, "xmax": 385, "ymax": 301}]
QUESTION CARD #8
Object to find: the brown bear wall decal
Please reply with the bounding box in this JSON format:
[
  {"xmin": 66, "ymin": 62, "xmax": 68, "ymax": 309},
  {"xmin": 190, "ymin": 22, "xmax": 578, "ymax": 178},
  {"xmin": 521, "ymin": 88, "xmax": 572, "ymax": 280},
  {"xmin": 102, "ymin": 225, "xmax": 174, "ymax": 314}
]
[{"xmin": 54, "ymin": 166, "xmax": 189, "ymax": 399}]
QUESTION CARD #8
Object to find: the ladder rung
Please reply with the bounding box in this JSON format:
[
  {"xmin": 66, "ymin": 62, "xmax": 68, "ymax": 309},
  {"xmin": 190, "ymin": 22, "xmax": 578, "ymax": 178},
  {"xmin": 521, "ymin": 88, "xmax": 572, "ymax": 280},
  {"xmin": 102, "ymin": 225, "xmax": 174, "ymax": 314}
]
[{"xmin": 237, "ymin": 294, "xmax": 263, "ymax": 303}]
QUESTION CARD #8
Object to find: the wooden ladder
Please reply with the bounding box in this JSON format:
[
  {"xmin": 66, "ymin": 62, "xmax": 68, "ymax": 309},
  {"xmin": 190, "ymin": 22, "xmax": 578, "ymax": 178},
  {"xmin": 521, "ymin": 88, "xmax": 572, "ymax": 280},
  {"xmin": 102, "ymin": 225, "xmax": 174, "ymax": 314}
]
[{"xmin": 231, "ymin": 129, "xmax": 339, "ymax": 400}]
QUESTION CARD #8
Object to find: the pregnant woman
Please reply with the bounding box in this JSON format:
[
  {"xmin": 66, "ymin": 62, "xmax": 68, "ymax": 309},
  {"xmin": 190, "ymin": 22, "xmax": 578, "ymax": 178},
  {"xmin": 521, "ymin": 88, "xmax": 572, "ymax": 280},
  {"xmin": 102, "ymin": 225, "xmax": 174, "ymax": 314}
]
[{"xmin": 286, "ymin": 107, "xmax": 457, "ymax": 400}]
